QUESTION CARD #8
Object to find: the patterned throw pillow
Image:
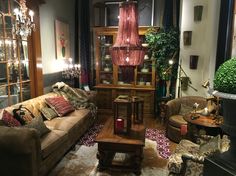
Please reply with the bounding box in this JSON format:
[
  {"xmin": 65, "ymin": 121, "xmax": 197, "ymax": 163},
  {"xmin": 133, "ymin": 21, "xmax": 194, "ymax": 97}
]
[
  {"xmin": 24, "ymin": 116, "xmax": 51, "ymax": 137},
  {"xmin": 12, "ymin": 105, "xmax": 34, "ymax": 125},
  {"xmin": 41, "ymin": 107, "xmax": 58, "ymax": 120},
  {"xmin": 2, "ymin": 110, "xmax": 21, "ymax": 127},
  {"xmin": 45, "ymin": 96, "xmax": 75, "ymax": 116}
]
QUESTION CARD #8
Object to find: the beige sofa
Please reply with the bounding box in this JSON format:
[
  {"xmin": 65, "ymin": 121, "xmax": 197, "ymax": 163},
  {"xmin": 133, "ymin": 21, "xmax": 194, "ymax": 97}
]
[{"xmin": 0, "ymin": 91, "xmax": 97, "ymax": 176}]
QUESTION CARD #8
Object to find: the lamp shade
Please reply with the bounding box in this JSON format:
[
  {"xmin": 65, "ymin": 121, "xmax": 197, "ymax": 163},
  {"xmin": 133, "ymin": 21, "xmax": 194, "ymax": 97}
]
[{"xmin": 110, "ymin": 1, "xmax": 146, "ymax": 66}]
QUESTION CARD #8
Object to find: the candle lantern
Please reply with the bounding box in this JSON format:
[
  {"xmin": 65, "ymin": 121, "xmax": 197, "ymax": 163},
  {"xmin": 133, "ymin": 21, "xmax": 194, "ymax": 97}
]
[
  {"xmin": 113, "ymin": 96, "xmax": 132, "ymax": 134},
  {"xmin": 132, "ymin": 96, "xmax": 144, "ymax": 124}
]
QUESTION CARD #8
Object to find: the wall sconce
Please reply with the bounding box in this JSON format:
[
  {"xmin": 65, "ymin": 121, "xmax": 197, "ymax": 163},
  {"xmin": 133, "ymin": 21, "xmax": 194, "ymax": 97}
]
[
  {"xmin": 183, "ymin": 31, "xmax": 192, "ymax": 46},
  {"xmin": 202, "ymin": 80, "xmax": 210, "ymax": 88},
  {"xmin": 62, "ymin": 58, "xmax": 81, "ymax": 79},
  {"xmin": 189, "ymin": 55, "xmax": 199, "ymax": 69},
  {"xmin": 194, "ymin": 5, "xmax": 203, "ymax": 22}
]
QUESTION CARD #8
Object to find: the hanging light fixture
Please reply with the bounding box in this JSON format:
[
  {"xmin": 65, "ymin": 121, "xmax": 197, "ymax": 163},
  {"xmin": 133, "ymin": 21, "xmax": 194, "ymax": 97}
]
[
  {"xmin": 12, "ymin": 0, "xmax": 35, "ymax": 38},
  {"xmin": 110, "ymin": 0, "xmax": 146, "ymax": 66}
]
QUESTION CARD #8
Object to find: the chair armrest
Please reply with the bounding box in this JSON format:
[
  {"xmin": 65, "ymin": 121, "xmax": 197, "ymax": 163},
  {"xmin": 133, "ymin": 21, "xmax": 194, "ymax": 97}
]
[{"xmin": 0, "ymin": 126, "xmax": 41, "ymax": 176}]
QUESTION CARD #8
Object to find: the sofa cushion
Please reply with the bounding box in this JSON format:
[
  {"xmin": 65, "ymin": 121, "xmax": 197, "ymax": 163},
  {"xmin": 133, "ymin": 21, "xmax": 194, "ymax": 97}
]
[
  {"xmin": 45, "ymin": 96, "xmax": 75, "ymax": 116},
  {"xmin": 40, "ymin": 129, "xmax": 68, "ymax": 159},
  {"xmin": 41, "ymin": 107, "xmax": 58, "ymax": 120},
  {"xmin": 169, "ymin": 115, "xmax": 187, "ymax": 128},
  {"xmin": 2, "ymin": 110, "xmax": 21, "ymax": 127},
  {"xmin": 44, "ymin": 109, "xmax": 91, "ymax": 131},
  {"xmin": 24, "ymin": 116, "xmax": 51, "ymax": 137}
]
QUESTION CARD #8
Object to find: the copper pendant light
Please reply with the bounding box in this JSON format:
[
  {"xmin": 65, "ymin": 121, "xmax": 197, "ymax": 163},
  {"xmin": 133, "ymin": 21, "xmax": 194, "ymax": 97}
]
[{"xmin": 110, "ymin": 0, "xmax": 146, "ymax": 66}]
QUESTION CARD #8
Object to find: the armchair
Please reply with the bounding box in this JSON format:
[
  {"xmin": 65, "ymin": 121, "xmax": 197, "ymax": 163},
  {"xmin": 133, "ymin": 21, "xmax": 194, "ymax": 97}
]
[
  {"xmin": 166, "ymin": 96, "xmax": 207, "ymax": 143},
  {"xmin": 167, "ymin": 135, "xmax": 230, "ymax": 176}
]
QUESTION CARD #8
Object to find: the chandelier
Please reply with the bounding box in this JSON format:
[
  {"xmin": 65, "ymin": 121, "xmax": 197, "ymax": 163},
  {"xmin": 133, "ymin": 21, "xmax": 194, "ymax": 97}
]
[
  {"xmin": 110, "ymin": 0, "xmax": 146, "ymax": 66},
  {"xmin": 12, "ymin": 0, "xmax": 35, "ymax": 38},
  {"xmin": 62, "ymin": 58, "xmax": 81, "ymax": 79}
]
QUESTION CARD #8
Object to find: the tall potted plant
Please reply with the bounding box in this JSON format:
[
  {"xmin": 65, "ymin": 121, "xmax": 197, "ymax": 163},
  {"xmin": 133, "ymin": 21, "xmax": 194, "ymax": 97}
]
[
  {"xmin": 213, "ymin": 57, "xmax": 236, "ymax": 168},
  {"xmin": 145, "ymin": 27, "xmax": 179, "ymax": 97}
]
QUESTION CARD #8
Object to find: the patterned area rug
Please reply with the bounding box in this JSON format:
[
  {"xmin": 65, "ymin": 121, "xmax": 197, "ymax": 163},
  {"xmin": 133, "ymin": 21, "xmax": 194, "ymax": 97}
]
[
  {"xmin": 49, "ymin": 124, "xmax": 171, "ymax": 176},
  {"xmin": 78, "ymin": 124, "xmax": 171, "ymax": 159}
]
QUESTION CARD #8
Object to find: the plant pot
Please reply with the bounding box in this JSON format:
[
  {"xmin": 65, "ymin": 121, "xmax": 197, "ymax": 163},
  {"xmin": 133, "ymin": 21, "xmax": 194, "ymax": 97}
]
[
  {"xmin": 194, "ymin": 5, "xmax": 203, "ymax": 21},
  {"xmin": 189, "ymin": 55, "xmax": 199, "ymax": 69},
  {"xmin": 183, "ymin": 31, "xmax": 192, "ymax": 46},
  {"xmin": 211, "ymin": 90, "xmax": 236, "ymax": 169}
]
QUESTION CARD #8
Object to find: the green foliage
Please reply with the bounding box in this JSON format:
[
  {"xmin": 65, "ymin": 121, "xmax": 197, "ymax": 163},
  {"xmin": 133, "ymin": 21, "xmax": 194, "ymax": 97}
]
[
  {"xmin": 214, "ymin": 57, "xmax": 236, "ymax": 94},
  {"xmin": 145, "ymin": 27, "xmax": 179, "ymax": 80}
]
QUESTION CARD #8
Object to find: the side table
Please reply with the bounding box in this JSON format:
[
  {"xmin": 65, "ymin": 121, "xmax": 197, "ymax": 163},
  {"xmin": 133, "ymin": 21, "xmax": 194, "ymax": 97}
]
[{"xmin": 184, "ymin": 113, "xmax": 222, "ymax": 142}]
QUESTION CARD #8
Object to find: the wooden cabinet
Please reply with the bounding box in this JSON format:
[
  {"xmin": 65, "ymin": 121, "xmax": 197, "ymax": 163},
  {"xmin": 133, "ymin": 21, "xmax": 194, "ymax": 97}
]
[{"xmin": 93, "ymin": 27, "xmax": 157, "ymax": 116}]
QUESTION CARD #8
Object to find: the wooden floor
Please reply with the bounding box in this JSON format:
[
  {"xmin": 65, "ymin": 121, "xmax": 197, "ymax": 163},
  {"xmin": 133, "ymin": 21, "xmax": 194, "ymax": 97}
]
[{"xmin": 97, "ymin": 113, "xmax": 177, "ymax": 153}]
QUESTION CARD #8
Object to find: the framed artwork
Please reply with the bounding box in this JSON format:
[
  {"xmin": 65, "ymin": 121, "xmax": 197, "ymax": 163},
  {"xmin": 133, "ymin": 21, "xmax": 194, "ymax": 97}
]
[{"xmin": 55, "ymin": 19, "xmax": 70, "ymax": 59}]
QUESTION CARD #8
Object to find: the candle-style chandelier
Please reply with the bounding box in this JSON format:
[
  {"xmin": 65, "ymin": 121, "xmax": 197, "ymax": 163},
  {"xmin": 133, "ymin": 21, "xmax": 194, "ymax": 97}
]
[
  {"xmin": 62, "ymin": 58, "xmax": 81, "ymax": 79},
  {"xmin": 110, "ymin": 0, "xmax": 146, "ymax": 66},
  {"xmin": 12, "ymin": 0, "xmax": 35, "ymax": 38}
]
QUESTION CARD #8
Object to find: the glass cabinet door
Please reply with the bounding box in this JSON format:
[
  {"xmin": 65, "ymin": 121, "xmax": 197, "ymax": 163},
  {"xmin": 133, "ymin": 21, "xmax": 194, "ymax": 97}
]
[
  {"xmin": 0, "ymin": 1, "xmax": 32, "ymax": 108},
  {"xmin": 137, "ymin": 54, "xmax": 153, "ymax": 87},
  {"xmin": 98, "ymin": 35, "xmax": 113, "ymax": 85}
]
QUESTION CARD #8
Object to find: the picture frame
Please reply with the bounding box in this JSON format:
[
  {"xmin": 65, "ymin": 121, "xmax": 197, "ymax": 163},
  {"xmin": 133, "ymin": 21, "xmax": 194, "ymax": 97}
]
[
  {"xmin": 55, "ymin": 19, "xmax": 71, "ymax": 59},
  {"xmin": 105, "ymin": 0, "xmax": 154, "ymax": 26}
]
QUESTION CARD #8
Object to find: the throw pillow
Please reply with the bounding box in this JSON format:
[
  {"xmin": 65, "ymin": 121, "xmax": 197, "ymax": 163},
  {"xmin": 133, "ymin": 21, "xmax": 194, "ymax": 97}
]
[
  {"xmin": 199, "ymin": 135, "xmax": 221, "ymax": 155},
  {"xmin": 24, "ymin": 116, "xmax": 51, "ymax": 137},
  {"xmin": 2, "ymin": 110, "xmax": 21, "ymax": 127},
  {"xmin": 179, "ymin": 104, "xmax": 193, "ymax": 116},
  {"xmin": 12, "ymin": 105, "xmax": 34, "ymax": 125},
  {"xmin": 45, "ymin": 96, "xmax": 75, "ymax": 116},
  {"xmin": 41, "ymin": 107, "xmax": 58, "ymax": 120}
]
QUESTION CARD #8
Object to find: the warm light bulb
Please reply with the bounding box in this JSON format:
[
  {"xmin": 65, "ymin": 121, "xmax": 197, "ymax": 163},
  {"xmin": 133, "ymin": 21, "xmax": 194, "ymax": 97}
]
[
  {"xmin": 29, "ymin": 10, "xmax": 34, "ymax": 22},
  {"xmin": 69, "ymin": 58, "xmax": 72, "ymax": 63},
  {"xmin": 169, "ymin": 59, "xmax": 174, "ymax": 65},
  {"xmin": 14, "ymin": 8, "xmax": 19, "ymax": 15},
  {"xmin": 118, "ymin": 16, "xmax": 120, "ymax": 19},
  {"xmin": 126, "ymin": 57, "xmax": 129, "ymax": 62}
]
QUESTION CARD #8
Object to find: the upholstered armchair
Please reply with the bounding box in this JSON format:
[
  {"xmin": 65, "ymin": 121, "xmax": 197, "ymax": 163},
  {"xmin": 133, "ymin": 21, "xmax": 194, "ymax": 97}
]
[
  {"xmin": 166, "ymin": 96, "xmax": 207, "ymax": 143},
  {"xmin": 167, "ymin": 135, "xmax": 230, "ymax": 176}
]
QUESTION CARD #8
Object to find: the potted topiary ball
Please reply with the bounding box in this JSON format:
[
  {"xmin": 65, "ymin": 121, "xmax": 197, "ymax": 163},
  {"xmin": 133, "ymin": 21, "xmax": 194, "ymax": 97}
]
[{"xmin": 213, "ymin": 57, "xmax": 236, "ymax": 169}]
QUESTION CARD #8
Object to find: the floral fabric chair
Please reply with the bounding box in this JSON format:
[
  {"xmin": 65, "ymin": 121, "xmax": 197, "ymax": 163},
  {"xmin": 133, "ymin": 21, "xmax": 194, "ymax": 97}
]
[{"xmin": 167, "ymin": 135, "xmax": 230, "ymax": 176}]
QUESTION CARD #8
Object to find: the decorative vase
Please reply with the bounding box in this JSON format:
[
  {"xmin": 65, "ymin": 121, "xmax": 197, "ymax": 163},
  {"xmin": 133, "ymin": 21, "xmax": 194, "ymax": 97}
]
[
  {"xmin": 189, "ymin": 55, "xmax": 199, "ymax": 69},
  {"xmin": 211, "ymin": 90, "xmax": 236, "ymax": 169},
  {"xmin": 194, "ymin": 5, "xmax": 203, "ymax": 21},
  {"xmin": 183, "ymin": 31, "xmax": 192, "ymax": 46}
]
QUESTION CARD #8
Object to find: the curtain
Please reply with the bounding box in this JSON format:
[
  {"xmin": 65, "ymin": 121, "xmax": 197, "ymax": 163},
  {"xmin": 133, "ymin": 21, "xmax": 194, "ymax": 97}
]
[{"xmin": 78, "ymin": 0, "xmax": 91, "ymax": 88}]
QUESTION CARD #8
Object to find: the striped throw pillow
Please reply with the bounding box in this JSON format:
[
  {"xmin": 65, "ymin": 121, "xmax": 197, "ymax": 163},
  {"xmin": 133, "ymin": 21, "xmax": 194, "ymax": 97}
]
[{"xmin": 45, "ymin": 96, "xmax": 75, "ymax": 116}]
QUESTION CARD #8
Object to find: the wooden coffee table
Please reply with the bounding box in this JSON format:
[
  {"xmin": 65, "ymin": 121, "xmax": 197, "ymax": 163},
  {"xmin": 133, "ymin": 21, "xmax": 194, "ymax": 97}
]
[
  {"xmin": 95, "ymin": 118, "xmax": 145, "ymax": 175},
  {"xmin": 184, "ymin": 113, "xmax": 222, "ymax": 141}
]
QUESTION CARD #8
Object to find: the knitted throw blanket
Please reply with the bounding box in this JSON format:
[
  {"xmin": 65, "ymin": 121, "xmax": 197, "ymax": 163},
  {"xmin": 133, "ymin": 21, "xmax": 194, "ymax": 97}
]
[{"xmin": 52, "ymin": 82, "xmax": 97, "ymax": 118}]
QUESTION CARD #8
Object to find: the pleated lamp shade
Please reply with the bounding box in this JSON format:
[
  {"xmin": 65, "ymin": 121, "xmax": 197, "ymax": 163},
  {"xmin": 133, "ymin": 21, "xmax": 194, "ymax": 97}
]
[{"xmin": 110, "ymin": 0, "xmax": 146, "ymax": 66}]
